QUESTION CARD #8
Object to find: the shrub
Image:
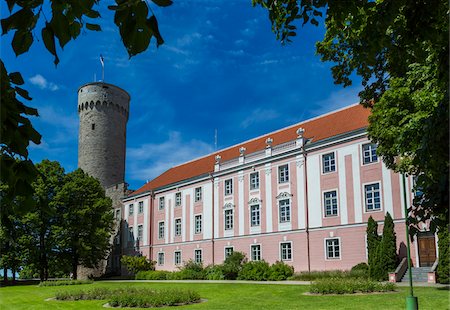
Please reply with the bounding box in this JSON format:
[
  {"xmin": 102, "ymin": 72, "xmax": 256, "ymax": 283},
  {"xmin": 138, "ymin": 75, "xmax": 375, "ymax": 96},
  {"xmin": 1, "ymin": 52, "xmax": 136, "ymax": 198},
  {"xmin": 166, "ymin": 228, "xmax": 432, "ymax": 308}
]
[
  {"xmin": 135, "ymin": 270, "xmax": 172, "ymax": 280},
  {"xmin": 367, "ymin": 216, "xmax": 381, "ymax": 279},
  {"xmin": 437, "ymin": 224, "xmax": 450, "ymax": 284},
  {"xmin": 268, "ymin": 261, "xmax": 294, "ymax": 281},
  {"xmin": 39, "ymin": 280, "xmax": 93, "ymax": 286},
  {"xmin": 222, "ymin": 251, "xmax": 247, "ymax": 280},
  {"xmin": 290, "ymin": 270, "xmax": 351, "ymax": 281},
  {"xmin": 205, "ymin": 265, "xmax": 225, "ymax": 280},
  {"xmin": 238, "ymin": 261, "xmax": 270, "ymax": 281},
  {"xmin": 169, "ymin": 260, "xmax": 206, "ymax": 280},
  {"xmin": 121, "ymin": 255, "xmax": 155, "ymax": 275},
  {"xmin": 309, "ymin": 278, "xmax": 396, "ymax": 294},
  {"xmin": 350, "ymin": 263, "xmax": 369, "ymax": 278}
]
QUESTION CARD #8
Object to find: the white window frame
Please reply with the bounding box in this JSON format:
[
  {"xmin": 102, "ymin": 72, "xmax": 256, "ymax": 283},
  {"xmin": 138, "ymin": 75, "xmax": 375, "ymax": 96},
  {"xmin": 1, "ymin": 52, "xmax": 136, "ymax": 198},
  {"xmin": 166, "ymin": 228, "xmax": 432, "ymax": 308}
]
[
  {"xmin": 225, "ymin": 179, "xmax": 233, "ymax": 196},
  {"xmin": 194, "ymin": 214, "xmax": 202, "ymax": 234},
  {"xmin": 174, "ymin": 218, "xmax": 182, "ymax": 236},
  {"xmin": 224, "ymin": 246, "xmax": 234, "ymax": 260},
  {"xmin": 157, "ymin": 252, "xmax": 165, "ymax": 266},
  {"xmin": 138, "ymin": 201, "xmax": 144, "ymax": 214},
  {"xmin": 137, "ymin": 224, "xmax": 143, "ymax": 240},
  {"xmin": 250, "ymin": 244, "xmax": 261, "ymax": 261},
  {"xmin": 249, "ymin": 172, "xmax": 260, "ymax": 190},
  {"xmin": 159, "ymin": 197, "xmax": 165, "ymax": 210},
  {"xmin": 278, "ymin": 164, "xmax": 289, "ymax": 183},
  {"xmin": 175, "ymin": 192, "xmax": 182, "ymax": 206},
  {"xmin": 128, "ymin": 204, "xmax": 134, "ymax": 216},
  {"xmin": 278, "ymin": 199, "xmax": 291, "ymax": 223},
  {"xmin": 195, "ymin": 187, "xmax": 202, "ymax": 202},
  {"xmin": 174, "ymin": 250, "xmax": 182, "ymax": 266},
  {"xmin": 322, "ymin": 152, "xmax": 336, "ymax": 173},
  {"xmin": 362, "ymin": 143, "xmax": 378, "ymax": 165},
  {"xmin": 194, "ymin": 249, "xmax": 202, "ymax": 263},
  {"xmin": 323, "ymin": 189, "xmax": 339, "ymax": 217},
  {"xmin": 364, "ymin": 182, "xmax": 382, "ymax": 212},
  {"xmin": 280, "ymin": 241, "xmax": 292, "ymax": 261},
  {"xmin": 224, "ymin": 209, "xmax": 234, "ymax": 230},
  {"xmin": 158, "ymin": 221, "xmax": 165, "ymax": 239},
  {"xmin": 250, "ymin": 204, "xmax": 261, "ymax": 227},
  {"xmin": 115, "ymin": 209, "xmax": 121, "ymax": 219},
  {"xmin": 325, "ymin": 237, "xmax": 341, "ymax": 260}
]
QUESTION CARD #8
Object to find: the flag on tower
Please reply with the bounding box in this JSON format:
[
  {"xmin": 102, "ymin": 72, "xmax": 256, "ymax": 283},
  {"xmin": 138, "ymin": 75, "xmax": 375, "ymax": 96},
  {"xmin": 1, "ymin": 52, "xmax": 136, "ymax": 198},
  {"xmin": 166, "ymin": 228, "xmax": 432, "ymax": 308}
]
[
  {"xmin": 100, "ymin": 54, "xmax": 104, "ymax": 68},
  {"xmin": 100, "ymin": 54, "xmax": 105, "ymax": 81}
]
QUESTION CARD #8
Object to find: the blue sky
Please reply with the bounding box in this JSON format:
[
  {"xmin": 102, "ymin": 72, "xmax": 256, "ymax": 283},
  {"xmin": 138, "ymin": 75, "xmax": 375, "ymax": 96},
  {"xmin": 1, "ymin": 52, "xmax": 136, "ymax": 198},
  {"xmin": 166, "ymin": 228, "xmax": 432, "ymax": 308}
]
[{"xmin": 2, "ymin": 1, "xmax": 362, "ymax": 190}]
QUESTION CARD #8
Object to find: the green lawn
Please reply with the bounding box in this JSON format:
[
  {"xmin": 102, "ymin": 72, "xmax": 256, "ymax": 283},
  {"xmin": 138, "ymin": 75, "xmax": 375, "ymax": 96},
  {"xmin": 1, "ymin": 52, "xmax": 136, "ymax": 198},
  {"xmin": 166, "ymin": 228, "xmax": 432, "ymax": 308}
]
[{"xmin": 0, "ymin": 281, "xmax": 448, "ymax": 310}]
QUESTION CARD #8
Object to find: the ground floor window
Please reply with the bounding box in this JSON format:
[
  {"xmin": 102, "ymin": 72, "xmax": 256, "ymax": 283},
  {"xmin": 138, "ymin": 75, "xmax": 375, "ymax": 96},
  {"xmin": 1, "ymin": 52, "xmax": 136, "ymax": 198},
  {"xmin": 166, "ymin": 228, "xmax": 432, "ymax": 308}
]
[
  {"xmin": 174, "ymin": 251, "xmax": 181, "ymax": 265},
  {"xmin": 158, "ymin": 252, "xmax": 165, "ymax": 266},
  {"xmin": 251, "ymin": 244, "xmax": 261, "ymax": 261},
  {"xmin": 280, "ymin": 242, "xmax": 292, "ymax": 261},
  {"xmin": 224, "ymin": 247, "xmax": 234, "ymax": 260},
  {"xmin": 326, "ymin": 238, "xmax": 340, "ymax": 259},
  {"xmin": 195, "ymin": 249, "xmax": 202, "ymax": 263}
]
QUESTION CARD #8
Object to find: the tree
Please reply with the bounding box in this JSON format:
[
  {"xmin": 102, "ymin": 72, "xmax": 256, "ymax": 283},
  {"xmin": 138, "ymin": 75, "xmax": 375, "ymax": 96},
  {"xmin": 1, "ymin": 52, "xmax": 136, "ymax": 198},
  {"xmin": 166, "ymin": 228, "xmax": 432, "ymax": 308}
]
[
  {"xmin": 52, "ymin": 169, "xmax": 113, "ymax": 279},
  {"xmin": 253, "ymin": 0, "xmax": 449, "ymax": 231},
  {"xmin": 0, "ymin": 0, "xmax": 171, "ymax": 217},
  {"xmin": 366, "ymin": 216, "xmax": 380, "ymax": 279},
  {"xmin": 379, "ymin": 212, "xmax": 397, "ymax": 277},
  {"xmin": 121, "ymin": 255, "xmax": 155, "ymax": 275},
  {"xmin": 437, "ymin": 224, "xmax": 449, "ymax": 284}
]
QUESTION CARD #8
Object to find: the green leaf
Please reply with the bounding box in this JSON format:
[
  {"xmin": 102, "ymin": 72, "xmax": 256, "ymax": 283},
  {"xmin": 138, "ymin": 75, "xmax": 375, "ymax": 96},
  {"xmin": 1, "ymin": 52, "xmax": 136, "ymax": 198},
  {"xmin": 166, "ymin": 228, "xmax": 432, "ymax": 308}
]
[
  {"xmin": 51, "ymin": 14, "xmax": 71, "ymax": 48},
  {"xmin": 6, "ymin": 0, "xmax": 15, "ymax": 12},
  {"xmin": 9, "ymin": 72, "xmax": 24, "ymax": 85},
  {"xmin": 86, "ymin": 23, "xmax": 101, "ymax": 31},
  {"xmin": 147, "ymin": 15, "xmax": 164, "ymax": 47},
  {"xmin": 42, "ymin": 24, "xmax": 60, "ymax": 66},
  {"xmin": 12, "ymin": 30, "xmax": 33, "ymax": 56},
  {"xmin": 310, "ymin": 18, "xmax": 319, "ymax": 26},
  {"xmin": 15, "ymin": 86, "xmax": 32, "ymax": 100},
  {"xmin": 1, "ymin": 8, "xmax": 34, "ymax": 35},
  {"xmin": 151, "ymin": 0, "xmax": 173, "ymax": 7}
]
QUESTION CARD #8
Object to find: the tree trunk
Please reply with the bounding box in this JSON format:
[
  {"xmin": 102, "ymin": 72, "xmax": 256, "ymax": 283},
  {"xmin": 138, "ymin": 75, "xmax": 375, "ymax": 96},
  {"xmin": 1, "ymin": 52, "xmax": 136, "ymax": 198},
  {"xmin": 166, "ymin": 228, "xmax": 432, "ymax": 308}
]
[
  {"xmin": 72, "ymin": 250, "xmax": 78, "ymax": 280},
  {"xmin": 39, "ymin": 228, "xmax": 48, "ymax": 281},
  {"xmin": 3, "ymin": 267, "xmax": 7, "ymax": 283},
  {"xmin": 12, "ymin": 268, "xmax": 16, "ymax": 282}
]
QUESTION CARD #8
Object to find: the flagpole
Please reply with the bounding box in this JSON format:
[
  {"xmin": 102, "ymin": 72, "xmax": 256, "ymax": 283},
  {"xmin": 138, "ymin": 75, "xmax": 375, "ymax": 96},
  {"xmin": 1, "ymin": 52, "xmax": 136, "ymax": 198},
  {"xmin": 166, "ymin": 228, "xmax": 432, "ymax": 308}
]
[{"xmin": 100, "ymin": 54, "xmax": 105, "ymax": 82}]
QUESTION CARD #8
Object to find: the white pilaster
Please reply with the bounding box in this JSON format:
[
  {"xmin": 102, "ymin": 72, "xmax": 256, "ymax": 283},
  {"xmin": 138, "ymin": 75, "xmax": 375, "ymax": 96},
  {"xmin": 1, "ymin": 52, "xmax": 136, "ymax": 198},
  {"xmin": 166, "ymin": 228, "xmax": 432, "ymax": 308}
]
[
  {"xmin": 307, "ymin": 154, "xmax": 322, "ymax": 228},
  {"xmin": 296, "ymin": 155, "xmax": 306, "ymax": 229},
  {"xmin": 382, "ymin": 162, "xmax": 394, "ymax": 216},
  {"xmin": 214, "ymin": 178, "xmax": 220, "ymax": 238},
  {"xmin": 143, "ymin": 198, "xmax": 149, "ymax": 245},
  {"xmin": 204, "ymin": 183, "xmax": 213, "ymax": 239},
  {"xmin": 238, "ymin": 171, "xmax": 244, "ymax": 236},
  {"xmin": 265, "ymin": 163, "xmax": 273, "ymax": 232}
]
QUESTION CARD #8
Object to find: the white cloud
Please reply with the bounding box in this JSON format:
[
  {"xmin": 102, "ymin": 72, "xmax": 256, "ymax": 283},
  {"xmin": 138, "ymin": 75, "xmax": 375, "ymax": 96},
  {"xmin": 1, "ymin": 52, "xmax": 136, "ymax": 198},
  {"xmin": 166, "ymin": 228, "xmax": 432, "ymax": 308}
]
[
  {"xmin": 29, "ymin": 74, "xmax": 59, "ymax": 91},
  {"xmin": 127, "ymin": 131, "xmax": 213, "ymax": 183},
  {"xmin": 312, "ymin": 86, "xmax": 362, "ymax": 116},
  {"xmin": 240, "ymin": 108, "xmax": 280, "ymax": 129}
]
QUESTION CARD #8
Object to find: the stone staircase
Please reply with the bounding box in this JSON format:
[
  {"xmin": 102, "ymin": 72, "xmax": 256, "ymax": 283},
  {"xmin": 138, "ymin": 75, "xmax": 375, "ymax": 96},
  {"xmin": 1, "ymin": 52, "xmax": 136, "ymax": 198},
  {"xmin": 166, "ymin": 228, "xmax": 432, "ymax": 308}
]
[{"xmin": 401, "ymin": 267, "xmax": 431, "ymax": 282}]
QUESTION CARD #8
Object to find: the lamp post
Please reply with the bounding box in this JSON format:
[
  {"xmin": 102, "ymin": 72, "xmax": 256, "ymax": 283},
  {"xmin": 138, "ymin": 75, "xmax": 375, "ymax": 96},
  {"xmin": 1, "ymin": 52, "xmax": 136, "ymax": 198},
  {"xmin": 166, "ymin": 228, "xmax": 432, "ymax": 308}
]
[{"xmin": 402, "ymin": 173, "xmax": 418, "ymax": 310}]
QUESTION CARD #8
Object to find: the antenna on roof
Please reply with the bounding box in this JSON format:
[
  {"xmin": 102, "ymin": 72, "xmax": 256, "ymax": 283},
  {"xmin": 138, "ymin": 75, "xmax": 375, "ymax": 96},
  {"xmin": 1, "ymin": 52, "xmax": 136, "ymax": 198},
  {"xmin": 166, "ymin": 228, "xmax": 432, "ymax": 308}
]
[{"xmin": 214, "ymin": 129, "xmax": 218, "ymax": 151}]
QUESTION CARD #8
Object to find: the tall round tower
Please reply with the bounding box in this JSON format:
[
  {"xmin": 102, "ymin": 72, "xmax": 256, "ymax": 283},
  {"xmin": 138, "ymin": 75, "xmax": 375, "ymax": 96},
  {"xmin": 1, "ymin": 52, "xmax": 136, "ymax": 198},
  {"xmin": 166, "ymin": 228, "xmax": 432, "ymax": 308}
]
[{"xmin": 77, "ymin": 82, "xmax": 130, "ymax": 188}]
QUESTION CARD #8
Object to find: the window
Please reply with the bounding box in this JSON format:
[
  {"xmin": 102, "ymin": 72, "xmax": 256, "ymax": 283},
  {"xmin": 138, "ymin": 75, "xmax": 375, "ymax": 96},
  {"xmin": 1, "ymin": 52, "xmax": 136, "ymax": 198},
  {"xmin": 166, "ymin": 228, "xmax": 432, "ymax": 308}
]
[
  {"xmin": 195, "ymin": 187, "xmax": 202, "ymax": 202},
  {"xmin": 365, "ymin": 183, "xmax": 381, "ymax": 211},
  {"xmin": 250, "ymin": 172, "xmax": 259, "ymax": 190},
  {"xmin": 174, "ymin": 251, "xmax": 181, "ymax": 265},
  {"xmin": 195, "ymin": 215, "xmax": 202, "ymax": 234},
  {"xmin": 278, "ymin": 164, "xmax": 289, "ymax": 183},
  {"xmin": 91, "ymin": 123, "xmax": 95, "ymax": 130},
  {"xmin": 326, "ymin": 238, "xmax": 340, "ymax": 259},
  {"xmin": 128, "ymin": 227, "xmax": 133, "ymax": 240},
  {"xmin": 114, "ymin": 235, "xmax": 120, "ymax": 245},
  {"xmin": 251, "ymin": 244, "xmax": 261, "ymax": 261},
  {"xmin": 137, "ymin": 225, "xmax": 143, "ymax": 240},
  {"xmin": 224, "ymin": 247, "xmax": 234, "ymax": 259},
  {"xmin": 115, "ymin": 209, "xmax": 121, "ymax": 219},
  {"xmin": 250, "ymin": 204, "xmax": 260, "ymax": 227},
  {"xmin": 175, "ymin": 218, "xmax": 182, "ymax": 236},
  {"xmin": 322, "ymin": 152, "xmax": 336, "ymax": 173},
  {"xmin": 175, "ymin": 192, "xmax": 181, "ymax": 206},
  {"xmin": 280, "ymin": 242, "xmax": 292, "ymax": 261},
  {"xmin": 158, "ymin": 252, "xmax": 165, "ymax": 266},
  {"xmin": 362, "ymin": 143, "xmax": 378, "ymax": 164},
  {"xmin": 224, "ymin": 209, "xmax": 234, "ymax": 230},
  {"xmin": 158, "ymin": 222, "xmax": 165, "ymax": 239},
  {"xmin": 194, "ymin": 249, "xmax": 202, "ymax": 263},
  {"xmin": 159, "ymin": 197, "xmax": 165, "ymax": 210},
  {"xmin": 138, "ymin": 201, "xmax": 144, "ymax": 214},
  {"xmin": 128, "ymin": 204, "xmax": 134, "ymax": 216},
  {"xmin": 279, "ymin": 199, "xmax": 291, "ymax": 223},
  {"xmin": 225, "ymin": 179, "xmax": 233, "ymax": 196},
  {"xmin": 324, "ymin": 190, "xmax": 338, "ymax": 217}
]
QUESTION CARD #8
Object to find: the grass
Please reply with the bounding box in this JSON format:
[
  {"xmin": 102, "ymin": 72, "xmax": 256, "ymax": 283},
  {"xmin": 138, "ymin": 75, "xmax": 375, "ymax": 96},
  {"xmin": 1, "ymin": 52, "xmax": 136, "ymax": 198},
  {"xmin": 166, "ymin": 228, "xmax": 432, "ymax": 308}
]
[
  {"xmin": 39, "ymin": 280, "xmax": 93, "ymax": 286},
  {"xmin": 0, "ymin": 281, "xmax": 448, "ymax": 309}
]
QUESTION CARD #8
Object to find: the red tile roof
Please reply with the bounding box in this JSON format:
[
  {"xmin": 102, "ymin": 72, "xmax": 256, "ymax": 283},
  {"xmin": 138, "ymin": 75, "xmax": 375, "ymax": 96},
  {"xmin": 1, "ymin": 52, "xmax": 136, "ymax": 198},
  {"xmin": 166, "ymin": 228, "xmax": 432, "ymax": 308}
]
[{"xmin": 130, "ymin": 104, "xmax": 370, "ymax": 196}]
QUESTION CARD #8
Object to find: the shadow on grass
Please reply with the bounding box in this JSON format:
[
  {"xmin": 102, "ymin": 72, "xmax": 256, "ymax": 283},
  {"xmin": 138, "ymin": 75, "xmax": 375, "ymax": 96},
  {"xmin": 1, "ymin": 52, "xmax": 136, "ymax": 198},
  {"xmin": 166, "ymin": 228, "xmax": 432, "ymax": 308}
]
[
  {"xmin": 0, "ymin": 280, "xmax": 40, "ymax": 287},
  {"xmin": 436, "ymin": 286, "xmax": 450, "ymax": 291}
]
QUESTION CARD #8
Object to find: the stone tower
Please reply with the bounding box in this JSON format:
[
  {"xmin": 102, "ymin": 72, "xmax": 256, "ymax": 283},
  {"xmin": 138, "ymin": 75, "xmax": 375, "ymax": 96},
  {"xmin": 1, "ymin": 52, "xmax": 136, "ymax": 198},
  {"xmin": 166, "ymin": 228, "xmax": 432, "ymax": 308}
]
[
  {"xmin": 77, "ymin": 82, "xmax": 130, "ymax": 188},
  {"xmin": 77, "ymin": 82, "xmax": 130, "ymax": 278}
]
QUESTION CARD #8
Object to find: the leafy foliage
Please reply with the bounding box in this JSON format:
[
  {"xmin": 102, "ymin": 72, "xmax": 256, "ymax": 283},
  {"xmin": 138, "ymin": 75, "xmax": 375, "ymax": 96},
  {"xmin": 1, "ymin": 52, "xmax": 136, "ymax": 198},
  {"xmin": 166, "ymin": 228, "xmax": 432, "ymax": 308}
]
[
  {"xmin": 39, "ymin": 279, "xmax": 93, "ymax": 286},
  {"xmin": 290, "ymin": 269, "xmax": 366, "ymax": 281},
  {"xmin": 310, "ymin": 278, "xmax": 396, "ymax": 295},
  {"xmin": 366, "ymin": 216, "xmax": 380, "ymax": 279},
  {"xmin": 268, "ymin": 261, "xmax": 294, "ymax": 281},
  {"xmin": 121, "ymin": 255, "xmax": 155, "ymax": 275},
  {"xmin": 350, "ymin": 263, "xmax": 369, "ymax": 278},
  {"xmin": 254, "ymin": 0, "xmax": 449, "ymax": 230},
  {"xmin": 135, "ymin": 270, "xmax": 172, "ymax": 280},
  {"xmin": 238, "ymin": 260, "xmax": 270, "ymax": 281},
  {"xmin": 437, "ymin": 224, "xmax": 449, "ymax": 284},
  {"xmin": 221, "ymin": 251, "xmax": 246, "ymax": 280}
]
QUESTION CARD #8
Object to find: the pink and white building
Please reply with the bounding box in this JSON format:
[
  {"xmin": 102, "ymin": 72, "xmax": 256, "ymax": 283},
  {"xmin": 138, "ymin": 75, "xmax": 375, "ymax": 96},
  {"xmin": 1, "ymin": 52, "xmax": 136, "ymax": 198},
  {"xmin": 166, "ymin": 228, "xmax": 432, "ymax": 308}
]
[{"xmin": 118, "ymin": 104, "xmax": 437, "ymax": 273}]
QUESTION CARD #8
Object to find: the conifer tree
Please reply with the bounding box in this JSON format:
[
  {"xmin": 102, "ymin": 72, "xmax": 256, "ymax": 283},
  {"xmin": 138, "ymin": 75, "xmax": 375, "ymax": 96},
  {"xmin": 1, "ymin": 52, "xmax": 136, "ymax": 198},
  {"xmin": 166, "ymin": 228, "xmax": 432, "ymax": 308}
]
[
  {"xmin": 437, "ymin": 224, "xmax": 449, "ymax": 284},
  {"xmin": 380, "ymin": 212, "xmax": 397, "ymax": 276},
  {"xmin": 366, "ymin": 216, "xmax": 380, "ymax": 279}
]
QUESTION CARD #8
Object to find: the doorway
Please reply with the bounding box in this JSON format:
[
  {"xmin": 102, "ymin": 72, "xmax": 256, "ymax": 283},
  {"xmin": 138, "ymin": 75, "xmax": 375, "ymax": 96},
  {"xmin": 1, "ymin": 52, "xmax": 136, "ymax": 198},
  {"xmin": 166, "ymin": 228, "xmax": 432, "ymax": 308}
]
[{"xmin": 417, "ymin": 232, "xmax": 436, "ymax": 267}]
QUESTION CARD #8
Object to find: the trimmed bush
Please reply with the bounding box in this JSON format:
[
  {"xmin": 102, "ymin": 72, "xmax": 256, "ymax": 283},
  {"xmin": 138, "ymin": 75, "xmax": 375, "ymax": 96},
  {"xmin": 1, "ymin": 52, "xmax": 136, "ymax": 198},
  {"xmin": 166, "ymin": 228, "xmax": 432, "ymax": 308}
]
[
  {"xmin": 310, "ymin": 278, "xmax": 396, "ymax": 294},
  {"xmin": 39, "ymin": 280, "xmax": 93, "ymax": 286},
  {"xmin": 268, "ymin": 261, "xmax": 294, "ymax": 281},
  {"xmin": 350, "ymin": 263, "xmax": 369, "ymax": 278},
  {"xmin": 437, "ymin": 224, "xmax": 450, "ymax": 284},
  {"xmin": 135, "ymin": 270, "xmax": 172, "ymax": 280},
  {"xmin": 238, "ymin": 261, "xmax": 270, "ymax": 281},
  {"xmin": 367, "ymin": 216, "xmax": 381, "ymax": 279}
]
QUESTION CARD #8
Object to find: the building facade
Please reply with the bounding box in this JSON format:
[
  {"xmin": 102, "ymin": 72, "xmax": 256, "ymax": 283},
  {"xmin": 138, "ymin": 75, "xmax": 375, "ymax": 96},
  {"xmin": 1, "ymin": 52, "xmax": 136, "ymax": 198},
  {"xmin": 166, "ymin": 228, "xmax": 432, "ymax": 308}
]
[{"xmin": 120, "ymin": 104, "xmax": 437, "ymax": 272}]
